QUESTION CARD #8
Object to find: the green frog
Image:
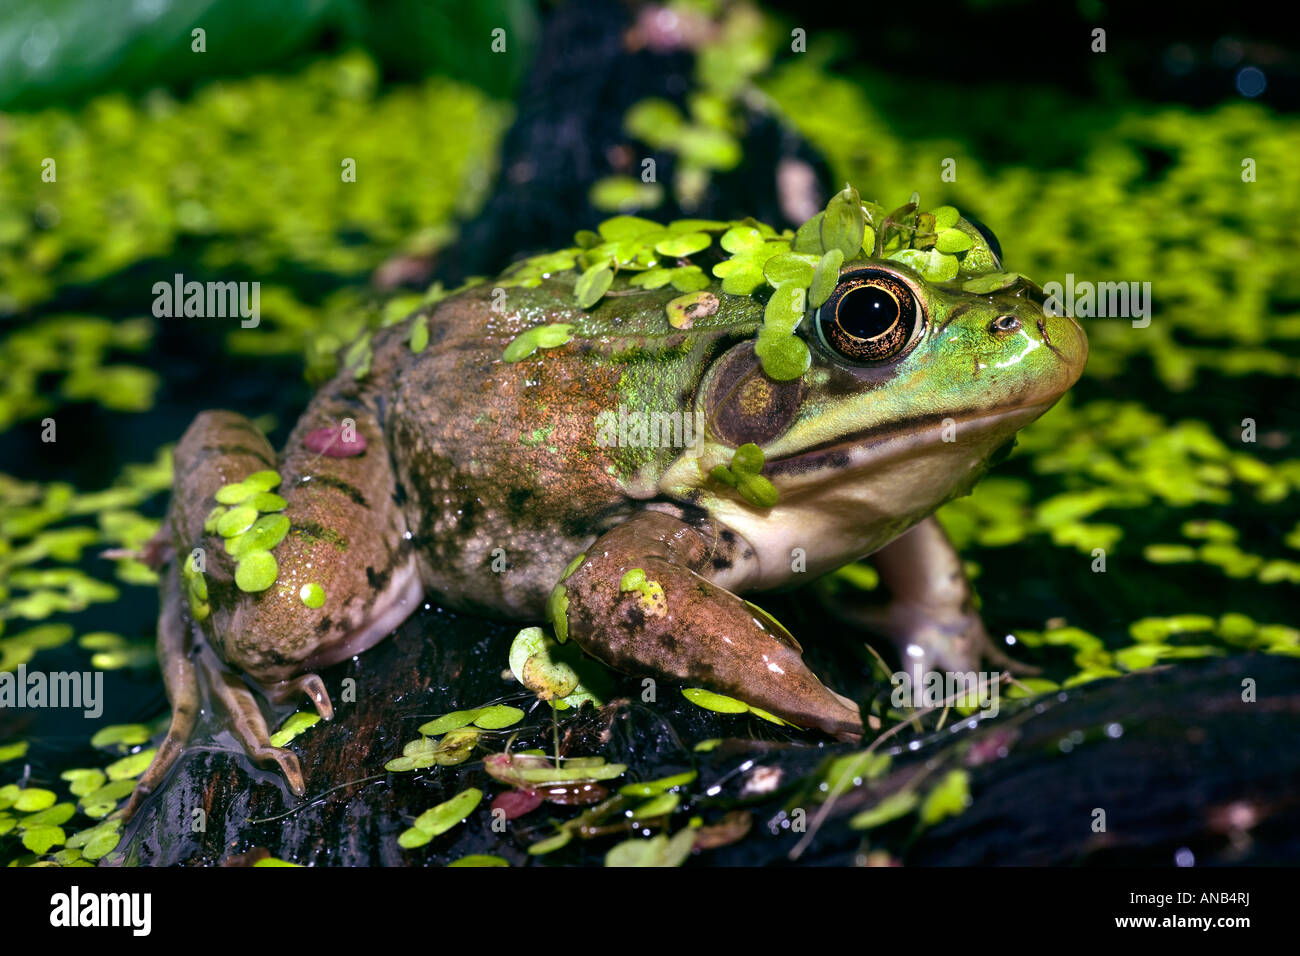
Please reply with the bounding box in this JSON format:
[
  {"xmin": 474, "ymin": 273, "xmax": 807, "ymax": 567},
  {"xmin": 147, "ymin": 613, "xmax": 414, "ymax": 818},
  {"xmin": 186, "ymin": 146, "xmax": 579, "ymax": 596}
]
[{"xmin": 124, "ymin": 190, "xmax": 1086, "ymax": 817}]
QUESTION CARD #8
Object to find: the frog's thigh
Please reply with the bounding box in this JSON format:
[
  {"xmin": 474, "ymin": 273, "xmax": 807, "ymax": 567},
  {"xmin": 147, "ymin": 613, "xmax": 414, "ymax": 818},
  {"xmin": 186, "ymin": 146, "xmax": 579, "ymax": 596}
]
[
  {"xmin": 841, "ymin": 516, "xmax": 1036, "ymax": 680},
  {"xmin": 560, "ymin": 511, "xmax": 862, "ymax": 739}
]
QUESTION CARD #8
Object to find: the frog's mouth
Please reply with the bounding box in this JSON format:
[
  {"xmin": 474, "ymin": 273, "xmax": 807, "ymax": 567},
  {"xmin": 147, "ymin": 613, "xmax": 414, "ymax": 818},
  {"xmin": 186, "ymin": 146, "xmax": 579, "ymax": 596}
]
[{"xmin": 763, "ymin": 399, "xmax": 1055, "ymax": 482}]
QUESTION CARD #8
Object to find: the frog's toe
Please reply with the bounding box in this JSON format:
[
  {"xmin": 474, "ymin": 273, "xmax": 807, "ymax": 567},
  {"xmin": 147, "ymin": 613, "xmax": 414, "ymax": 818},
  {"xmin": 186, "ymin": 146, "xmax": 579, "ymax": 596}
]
[
  {"xmin": 197, "ymin": 648, "xmax": 308, "ymax": 796},
  {"xmin": 263, "ymin": 672, "xmax": 334, "ymax": 720},
  {"xmin": 851, "ymin": 599, "xmax": 1038, "ymax": 683}
]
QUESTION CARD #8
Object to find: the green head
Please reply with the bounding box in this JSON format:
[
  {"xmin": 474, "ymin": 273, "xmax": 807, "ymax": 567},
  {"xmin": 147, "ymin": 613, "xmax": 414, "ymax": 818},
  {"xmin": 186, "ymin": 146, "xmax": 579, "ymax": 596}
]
[{"xmin": 674, "ymin": 200, "xmax": 1088, "ymax": 578}]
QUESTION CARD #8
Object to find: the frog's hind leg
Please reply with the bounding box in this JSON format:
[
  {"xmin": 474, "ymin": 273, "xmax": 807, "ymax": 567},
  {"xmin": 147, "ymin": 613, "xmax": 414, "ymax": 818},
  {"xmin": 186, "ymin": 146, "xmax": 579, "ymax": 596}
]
[
  {"xmin": 122, "ymin": 570, "xmax": 200, "ymax": 821},
  {"xmin": 196, "ymin": 646, "xmax": 306, "ymax": 795},
  {"xmin": 558, "ymin": 511, "xmax": 863, "ymax": 739},
  {"xmin": 824, "ymin": 516, "xmax": 1039, "ymax": 684}
]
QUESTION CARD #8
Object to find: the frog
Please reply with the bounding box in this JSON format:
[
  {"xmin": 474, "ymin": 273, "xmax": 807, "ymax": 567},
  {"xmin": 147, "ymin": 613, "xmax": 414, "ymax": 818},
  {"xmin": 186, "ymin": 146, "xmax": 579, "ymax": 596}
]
[{"xmin": 123, "ymin": 191, "xmax": 1086, "ymax": 818}]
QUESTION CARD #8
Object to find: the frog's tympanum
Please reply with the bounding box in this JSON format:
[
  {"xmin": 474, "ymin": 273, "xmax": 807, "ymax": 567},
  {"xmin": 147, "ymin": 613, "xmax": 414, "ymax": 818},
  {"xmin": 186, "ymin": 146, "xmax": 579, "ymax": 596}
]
[{"xmin": 125, "ymin": 188, "xmax": 1086, "ymax": 816}]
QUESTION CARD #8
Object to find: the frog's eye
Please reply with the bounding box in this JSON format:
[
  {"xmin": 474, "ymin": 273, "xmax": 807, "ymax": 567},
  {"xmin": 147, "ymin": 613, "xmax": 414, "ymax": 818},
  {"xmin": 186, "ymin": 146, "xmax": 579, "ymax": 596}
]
[{"xmin": 815, "ymin": 269, "xmax": 925, "ymax": 364}]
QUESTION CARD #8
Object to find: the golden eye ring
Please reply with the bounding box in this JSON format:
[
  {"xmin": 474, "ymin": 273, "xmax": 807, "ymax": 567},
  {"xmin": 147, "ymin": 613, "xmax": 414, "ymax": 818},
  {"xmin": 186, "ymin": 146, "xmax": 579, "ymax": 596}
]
[{"xmin": 815, "ymin": 269, "xmax": 925, "ymax": 364}]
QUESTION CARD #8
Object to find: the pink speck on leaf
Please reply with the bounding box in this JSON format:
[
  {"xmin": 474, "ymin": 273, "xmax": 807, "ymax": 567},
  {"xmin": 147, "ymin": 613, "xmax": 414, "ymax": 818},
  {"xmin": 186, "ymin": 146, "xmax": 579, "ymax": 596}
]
[{"xmin": 304, "ymin": 426, "xmax": 367, "ymax": 457}]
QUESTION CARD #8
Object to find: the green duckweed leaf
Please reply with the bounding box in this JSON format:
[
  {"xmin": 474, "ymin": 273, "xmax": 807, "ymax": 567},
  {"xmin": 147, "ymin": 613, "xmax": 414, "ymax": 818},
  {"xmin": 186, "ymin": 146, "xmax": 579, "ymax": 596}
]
[
  {"xmin": 14, "ymin": 788, "xmax": 57, "ymax": 812},
  {"xmin": 472, "ymin": 705, "xmax": 525, "ymax": 730},
  {"xmin": 619, "ymin": 771, "xmax": 697, "ymax": 798},
  {"xmin": 920, "ymin": 769, "xmax": 971, "ymax": 826},
  {"xmin": 961, "ymin": 272, "xmax": 1022, "ymax": 294},
  {"xmin": 214, "ymin": 482, "xmax": 255, "ymax": 505},
  {"xmin": 509, "ymin": 626, "xmax": 579, "ymax": 700},
  {"xmin": 234, "ymin": 550, "xmax": 278, "ymax": 592},
  {"xmin": 810, "ymin": 248, "xmax": 844, "ymax": 308},
  {"xmin": 225, "ymin": 513, "xmax": 290, "ymax": 557},
  {"xmin": 22, "ymin": 825, "xmax": 66, "ymax": 855},
  {"xmin": 448, "ymin": 854, "xmax": 509, "ymax": 867},
  {"xmin": 250, "ymin": 492, "xmax": 287, "ymax": 512},
  {"xmin": 575, "ymin": 263, "xmax": 615, "ymax": 309},
  {"xmin": 0, "ymin": 741, "xmax": 28, "ymax": 763},
  {"xmin": 791, "ymin": 212, "xmax": 825, "ymax": 255},
  {"xmin": 412, "ymin": 787, "xmax": 483, "ymax": 838},
  {"xmin": 244, "ymin": 470, "xmax": 282, "ymax": 491},
  {"xmin": 762, "ymin": 284, "xmax": 806, "ymax": 336},
  {"xmin": 754, "ymin": 332, "xmax": 810, "ymax": 382},
  {"xmin": 763, "ymin": 252, "xmax": 819, "ymax": 287},
  {"xmin": 270, "ymin": 712, "xmax": 320, "ymax": 748},
  {"xmin": 105, "ymin": 748, "xmax": 156, "ymax": 781},
  {"xmin": 822, "ymin": 184, "xmax": 866, "ymax": 259},
  {"xmin": 604, "ymin": 826, "xmax": 695, "ymax": 867},
  {"xmin": 216, "ymin": 505, "xmax": 257, "ymax": 538},
  {"xmin": 409, "ymin": 314, "xmax": 430, "ymax": 353},
  {"xmin": 681, "ymin": 688, "xmax": 749, "ymax": 714},
  {"xmin": 299, "ymin": 582, "xmax": 326, "ymax": 608},
  {"xmin": 655, "ymin": 232, "xmax": 711, "ymax": 257},
  {"xmin": 633, "ymin": 793, "xmax": 679, "ymax": 818},
  {"xmin": 931, "ymin": 205, "xmax": 960, "ymax": 230},
  {"xmin": 21, "ymin": 802, "xmax": 75, "ymax": 827},
  {"xmin": 419, "ymin": 710, "xmax": 478, "ymax": 736},
  {"xmin": 849, "ymin": 790, "xmax": 919, "ymax": 830},
  {"xmin": 483, "ymin": 753, "xmax": 626, "ymax": 787},
  {"xmin": 720, "ymin": 225, "xmax": 764, "ymax": 254},
  {"xmin": 81, "ymin": 827, "xmax": 123, "ymax": 861},
  {"xmin": 934, "ymin": 228, "xmax": 973, "ymax": 253},
  {"xmin": 90, "ymin": 724, "xmax": 151, "ymax": 751},
  {"xmin": 889, "ymin": 247, "xmax": 959, "ymax": 282},
  {"xmin": 61, "ymin": 769, "xmax": 107, "ymax": 797},
  {"xmin": 527, "ymin": 830, "xmax": 572, "ymax": 856},
  {"xmin": 597, "ymin": 215, "xmax": 661, "ymax": 242}
]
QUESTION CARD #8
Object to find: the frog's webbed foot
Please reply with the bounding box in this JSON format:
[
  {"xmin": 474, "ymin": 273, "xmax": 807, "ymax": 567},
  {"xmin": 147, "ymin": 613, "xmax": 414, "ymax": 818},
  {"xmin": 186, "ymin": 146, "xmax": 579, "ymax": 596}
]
[
  {"xmin": 123, "ymin": 571, "xmax": 335, "ymax": 821},
  {"xmin": 557, "ymin": 511, "xmax": 863, "ymax": 740},
  {"xmin": 825, "ymin": 516, "xmax": 1040, "ymax": 684},
  {"xmin": 196, "ymin": 646, "xmax": 315, "ymax": 794}
]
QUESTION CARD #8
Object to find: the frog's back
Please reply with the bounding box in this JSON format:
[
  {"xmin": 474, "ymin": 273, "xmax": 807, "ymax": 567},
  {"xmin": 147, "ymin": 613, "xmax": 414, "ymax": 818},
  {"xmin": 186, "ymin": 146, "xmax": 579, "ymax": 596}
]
[{"xmin": 374, "ymin": 278, "xmax": 760, "ymax": 617}]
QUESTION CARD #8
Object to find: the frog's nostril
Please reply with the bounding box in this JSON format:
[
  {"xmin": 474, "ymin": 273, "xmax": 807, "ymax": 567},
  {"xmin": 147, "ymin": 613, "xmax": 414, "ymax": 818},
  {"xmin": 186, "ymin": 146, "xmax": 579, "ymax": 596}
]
[{"xmin": 989, "ymin": 314, "xmax": 1021, "ymax": 334}]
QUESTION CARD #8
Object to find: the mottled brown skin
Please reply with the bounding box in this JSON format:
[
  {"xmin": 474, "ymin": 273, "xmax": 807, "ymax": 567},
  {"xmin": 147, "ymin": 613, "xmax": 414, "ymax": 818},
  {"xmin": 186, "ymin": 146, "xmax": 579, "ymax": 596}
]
[{"xmin": 126, "ymin": 252, "xmax": 1087, "ymax": 817}]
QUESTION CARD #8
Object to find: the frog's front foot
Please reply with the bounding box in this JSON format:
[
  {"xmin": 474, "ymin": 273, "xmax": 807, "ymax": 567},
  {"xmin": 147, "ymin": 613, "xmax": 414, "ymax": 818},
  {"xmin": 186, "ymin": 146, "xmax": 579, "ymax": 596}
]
[
  {"xmin": 555, "ymin": 511, "xmax": 863, "ymax": 740},
  {"xmin": 123, "ymin": 570, "xmax": 334, "ymax": 821},
  {"xmin": 827, "ymin": 517, "xmax": 1039, "ymax": 686}
]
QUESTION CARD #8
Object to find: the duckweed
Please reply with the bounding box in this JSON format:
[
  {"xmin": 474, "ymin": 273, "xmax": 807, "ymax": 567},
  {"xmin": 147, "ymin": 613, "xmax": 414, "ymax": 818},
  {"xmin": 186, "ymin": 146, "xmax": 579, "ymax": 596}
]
[
  {"xmin": 399, "ymin": 787, "xmax": 483, "ymax": 849},
  {"xmin": 269, "ymin": 712, "xmax": 321, "ymax": 748},
  {"xmin": 299, "ymin": 582, "xmax": 326, "ymax": 608}
]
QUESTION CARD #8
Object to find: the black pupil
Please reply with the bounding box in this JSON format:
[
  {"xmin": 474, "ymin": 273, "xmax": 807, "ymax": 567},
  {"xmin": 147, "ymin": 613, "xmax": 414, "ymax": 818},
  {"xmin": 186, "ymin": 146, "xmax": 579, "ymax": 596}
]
[{"xmin": 838, "ymin": 285, "xmax": 900, "ymax": 340}]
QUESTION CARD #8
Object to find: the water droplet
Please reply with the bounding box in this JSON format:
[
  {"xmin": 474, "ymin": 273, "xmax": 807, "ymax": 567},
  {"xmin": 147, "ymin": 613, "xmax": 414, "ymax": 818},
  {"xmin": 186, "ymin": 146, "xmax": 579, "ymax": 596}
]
[{"xmin": 1174, "ymin": 847, "xmax": 1195, "ymax": 867}]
